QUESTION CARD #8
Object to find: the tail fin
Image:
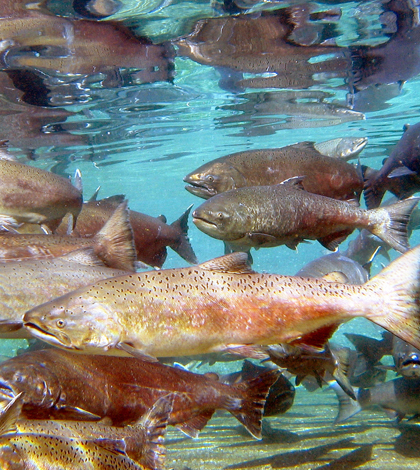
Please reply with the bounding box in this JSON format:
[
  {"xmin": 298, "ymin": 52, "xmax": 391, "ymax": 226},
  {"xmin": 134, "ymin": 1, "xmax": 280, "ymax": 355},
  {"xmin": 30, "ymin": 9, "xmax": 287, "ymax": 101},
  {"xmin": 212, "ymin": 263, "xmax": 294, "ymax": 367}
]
[
  {"xmin": 364, "ymin": 245, "xmax": 420, "ymax": 351},
  {"xmin": 169, "ymin": 205, "xmax": 198, "ymax": 264},
  {"xmin": 132, "ymin": 394, "xmax": 173, "ymax": 470},
  {"xmin": 94, "ymin": 201, "xmax": 136, "ymax": 271},
  {"xmin": 331, "ymin": 382, "xmax": 362, "ymax": 424},
  {"xmin": 363, "ymin": 167, "xmax": 385, "ymax": 209},
  {"xmin": 369, "ymin": 197, "xmax": 420, "ymax": 253},
  {"xmin": 226, "ymin": 368, "xmax": 280, "ymax": 439}
]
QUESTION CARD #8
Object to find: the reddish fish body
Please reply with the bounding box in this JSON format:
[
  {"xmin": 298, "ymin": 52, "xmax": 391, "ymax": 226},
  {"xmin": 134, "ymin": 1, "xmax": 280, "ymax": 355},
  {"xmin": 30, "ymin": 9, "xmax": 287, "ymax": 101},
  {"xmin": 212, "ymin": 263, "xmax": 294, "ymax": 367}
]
[
  {"xmin": 0, "ymin": 349, "xmax": 278, "ymax": 439},
  {"xmin": 184, "ymin": 142, "xmax": 363, "ymax": 202},
  {"xmin": 0, "ymin": 157, "xmax": 82, "ymax": 226},
  {"xmin": 57, "ymin": 196, "xmax": 197, "ymax": 267}
]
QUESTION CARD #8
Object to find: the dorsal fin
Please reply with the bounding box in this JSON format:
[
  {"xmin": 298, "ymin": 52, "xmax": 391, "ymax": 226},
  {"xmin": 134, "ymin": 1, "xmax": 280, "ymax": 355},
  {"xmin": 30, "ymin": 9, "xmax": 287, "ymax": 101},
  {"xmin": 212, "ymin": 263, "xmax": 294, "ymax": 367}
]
[
  {"xmin": 0, "ymin": 141, "xmax": 17, "ymax": 161},
  {"xmin": 73, "ymin": 169, "xmax": 83, "ymax": 193},
  {"xmin": 89, "ymin": 186, "xmax": 101, "ymax": 202},
  {"xmin": 199, "ymin": 253, "xmax": 255, "ymax": 274},
  {"xmin": 279, "ymin": 176, "xmax": 306, "ymax": 189}
]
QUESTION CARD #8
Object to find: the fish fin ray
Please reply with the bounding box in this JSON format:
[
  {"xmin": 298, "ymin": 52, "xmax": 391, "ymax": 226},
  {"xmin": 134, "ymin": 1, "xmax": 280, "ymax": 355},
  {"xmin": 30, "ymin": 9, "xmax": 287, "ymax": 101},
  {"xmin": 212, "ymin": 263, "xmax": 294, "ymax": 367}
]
[
  {"xmin": 331, "ymin": 382, "xmax": 361, "ymax": 424},
  {"xmin": 169, "ymin": 205, "xmax": 198, "ymax": 264},
  {"xmin": 199, "ymin": 252, "xmax": 255, "ymax": 274},
  {"xmin": 318, "ymin": 230, "xmax": 353, "ymax": 251},
  {"xmin": 229, "ymin": 369, "xmax": 280, "ymax": 439},
  {"xmin": 117, "ymin": 342, "xmax": 159, "ymax": 362},
  {"xmin": 0, "ymin": 392, "xmax": 23, "ymax": 436},
  {"xmin": 94, "ymin": 201, "xmax": 137, "ymax": 271},
  {"xmin": 176, "ymin": 409, "xmax": 214, "ymax": 438},
  {"xmin": 60, "ymin": 247, "xmax": 105, "ymax": 267},
  {"xmin": 370, "ymin": 197, "xmax": 420, "ymax": 253},
  {"xmin": 290, "ymin": 324, "xmax": 339, "ymax": 350},
  {"xmin": 365, "ymin": 244, "xmax": 420, "ymax": 351}
]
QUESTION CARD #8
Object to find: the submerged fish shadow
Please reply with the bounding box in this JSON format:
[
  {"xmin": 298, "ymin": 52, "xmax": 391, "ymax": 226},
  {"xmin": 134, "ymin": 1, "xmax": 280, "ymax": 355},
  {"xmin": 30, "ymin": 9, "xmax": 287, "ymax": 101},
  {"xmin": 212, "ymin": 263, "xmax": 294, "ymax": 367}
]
[
  {"xmin": 315, "ymin": 444, "xmax": 373, "ymax": 470},
  {"xmin": 394, "ymin": 423, "xmax": 420, "ymax": 457},
  {"xmin": 224, "ymin": 437, "xmax": 356, "ymax": 469}
]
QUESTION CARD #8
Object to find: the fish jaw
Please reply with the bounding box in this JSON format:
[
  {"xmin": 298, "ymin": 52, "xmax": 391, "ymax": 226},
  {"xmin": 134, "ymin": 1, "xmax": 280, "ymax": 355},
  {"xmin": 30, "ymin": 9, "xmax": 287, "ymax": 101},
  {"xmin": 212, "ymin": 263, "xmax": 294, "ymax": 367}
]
[
  {"xmin": 184, "ymin": 179, "xmax": 217, "ymax": 199},
  {"xmin": 23, "ymin": 297, "xmax": 123, "ymax": 352}
]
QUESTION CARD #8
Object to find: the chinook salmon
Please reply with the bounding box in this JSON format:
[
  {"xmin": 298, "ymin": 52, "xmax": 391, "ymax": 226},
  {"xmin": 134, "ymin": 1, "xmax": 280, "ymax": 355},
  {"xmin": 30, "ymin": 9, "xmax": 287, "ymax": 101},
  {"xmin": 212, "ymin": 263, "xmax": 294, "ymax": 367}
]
[
  {"xmin": 192, "ymin": 180, "xmax": 419, "ymax": 252},
  {"xmin": 0, "ymin": 149, "xmax": 82, "ymax": 228},
  {"xmin": 56, "ymin": 195, "xmax": 197, "ymax": 268},
  {"xmin": 0, "ymin": 201, "xmax": 136, "ymax": 271},
  {"xmin": 23, "ymin": 243, "xmax": 420, "ymax": 360},
  {"xmin": 184, "ymin": 141, "xmax": 364, "ymax": 202},
  {"xmin": 0, "ymin": 349, "xmax": 278, "ymax": 439},
  {"xmin": 0, "ymin": 393, "xmax": 171, "ymax": 470},
  {"xmin": 0, "ymin": 248, "xmax": 129, "ymax": 338}
]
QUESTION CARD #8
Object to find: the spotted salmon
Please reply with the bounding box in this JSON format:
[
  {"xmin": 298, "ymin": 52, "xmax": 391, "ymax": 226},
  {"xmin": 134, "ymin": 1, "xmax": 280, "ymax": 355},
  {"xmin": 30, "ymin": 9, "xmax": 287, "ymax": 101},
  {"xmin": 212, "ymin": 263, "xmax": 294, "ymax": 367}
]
[{"xmin": 23, "ymin": 244, "xmax": 420, "ymax": 360}]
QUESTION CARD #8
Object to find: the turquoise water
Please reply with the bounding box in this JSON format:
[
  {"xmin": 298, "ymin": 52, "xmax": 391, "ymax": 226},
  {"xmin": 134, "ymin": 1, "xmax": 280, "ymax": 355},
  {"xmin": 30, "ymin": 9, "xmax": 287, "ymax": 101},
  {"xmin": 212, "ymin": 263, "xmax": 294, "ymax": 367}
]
[{"xmin": 1, "ymin": 0, "xmax": 420, "ymax": 468}]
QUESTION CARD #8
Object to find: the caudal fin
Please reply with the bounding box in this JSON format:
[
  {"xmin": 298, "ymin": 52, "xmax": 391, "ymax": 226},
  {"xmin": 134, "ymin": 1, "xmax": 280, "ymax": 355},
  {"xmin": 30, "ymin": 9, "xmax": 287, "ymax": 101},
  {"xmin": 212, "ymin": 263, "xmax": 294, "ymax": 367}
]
[
  {"xmin": 364, "ymin": 244, "xmax": 420, "ymax": 351},
  {"xmin": 363, "ymin": 167, "xmax": 385, "ymax": 209},
  {"xmin": 226, "ymin": 368, "xmax": 280, "ymax": 439},
  {"xmin": 169, "ymin": 205, "xmax": 198, "ymax": 264},
  {"xmin": 134, "ymin": 395, "xmax": 173, "ymax": 470},
  {"xmin": 94, "ymin": 201, "xmax": 136, "ymax": 271},
  {"xmin": 331, "ymin": 382, "xmax": 362, "ymax": 424},
  {"xmin": 369, "ymin": 197, "xmax": 420, "ymax": 253}
]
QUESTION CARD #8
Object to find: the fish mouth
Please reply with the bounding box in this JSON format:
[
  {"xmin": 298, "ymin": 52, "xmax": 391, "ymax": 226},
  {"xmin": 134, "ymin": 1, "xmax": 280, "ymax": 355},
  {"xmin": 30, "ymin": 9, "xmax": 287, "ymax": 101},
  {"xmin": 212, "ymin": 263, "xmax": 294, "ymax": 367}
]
[
  {"xmin": 184, "ymin": 181, "xmax": 216, "ymax": 198},
  {"xmin": 24, "ymin": 322, "xmax": 73, "ymax": 349},
  {"xmin": 192, "ymin": 215, "xmax": 218, "ymax": 229}
]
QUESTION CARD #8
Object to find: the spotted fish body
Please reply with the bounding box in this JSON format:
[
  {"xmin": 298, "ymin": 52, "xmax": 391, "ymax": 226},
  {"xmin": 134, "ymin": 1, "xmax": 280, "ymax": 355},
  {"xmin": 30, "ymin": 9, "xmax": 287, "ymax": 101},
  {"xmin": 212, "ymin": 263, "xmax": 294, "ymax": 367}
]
[{"xmin": 24, "ymin": 245, "xmax": 420, "ymax": 359}]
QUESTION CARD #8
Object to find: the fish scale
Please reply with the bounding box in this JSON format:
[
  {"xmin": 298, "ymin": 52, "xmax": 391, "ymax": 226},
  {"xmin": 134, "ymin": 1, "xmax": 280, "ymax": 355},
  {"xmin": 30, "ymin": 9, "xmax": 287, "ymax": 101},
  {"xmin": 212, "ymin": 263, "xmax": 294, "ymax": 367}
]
[{"xmin": 23, "ymin": 245, "xmax": 420, "ymax": 359}]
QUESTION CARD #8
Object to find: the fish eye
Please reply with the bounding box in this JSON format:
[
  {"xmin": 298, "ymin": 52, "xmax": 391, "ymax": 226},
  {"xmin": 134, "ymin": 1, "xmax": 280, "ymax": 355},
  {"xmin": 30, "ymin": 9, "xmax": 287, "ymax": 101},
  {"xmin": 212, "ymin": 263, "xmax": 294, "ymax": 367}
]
[
  {"xmin": 56, "ymin": 319, "xmax": 66, "ymax": 329},
  {"xmin": 217, "ymin": 212, "xmax": 224, "ymax": 219},
  {"xmin": 206, "ymin": 175, "xmax": 215, "ymax": 182}
]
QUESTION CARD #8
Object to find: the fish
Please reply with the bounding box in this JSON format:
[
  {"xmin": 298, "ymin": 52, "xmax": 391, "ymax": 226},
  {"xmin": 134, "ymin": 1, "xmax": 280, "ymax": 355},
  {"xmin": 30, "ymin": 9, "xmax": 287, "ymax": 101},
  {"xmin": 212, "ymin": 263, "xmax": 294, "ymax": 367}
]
[
  {"xmin": 312, "ymin": 137, "xmax": 368, "ymax": 161},
  {"xmin": 0, "ymin": 201, "xmax": 136, "ymax": 271},
  {"xmin": 333, "ymin": 377, "xmax": 420, "ymax": 423},
  {"xmin": 264, "ymin": 342, "xmax": 355, "ymax": 399},
  {"xmin": 184, "ymin": 140, "xmax": 364, "ymax": 202},
  {"xmin": 22, "ymin": 242, "xmax": 420, "ymax": 360},
  {"xmin": 0, "ymin": 248, "xmax": 129, "ymax": 338},
  {"xmin": 0, "ymin": 150, "xmax": 82, "ymax": 228},
  {"xmin": 0, "ymin": 349, "xmax": 279, "ymax": 439},
  {"xmin": 392, "ymin": 336, "xmax": 420, "ymax": 378},
  {"xmin": 364, "ymin": 122, "xmax": 420, "ymax": 209},
  {"xmin": 220, "ymin": 360, "xmax": 295, "ymax": 417},
  {"xmin": 192, "ymin": 179, "xmax": 419, "ymax": 253},
  {"xmin": 55, "ymin": 195, "xmax": 197, "ymax": 268},
  {"xmin": 0, "ymin": 393, "xmax": 171, "ymax": 470},
  {"xmin": 295, "ymin": 252, "xmax": 369, "ymax": 285}
]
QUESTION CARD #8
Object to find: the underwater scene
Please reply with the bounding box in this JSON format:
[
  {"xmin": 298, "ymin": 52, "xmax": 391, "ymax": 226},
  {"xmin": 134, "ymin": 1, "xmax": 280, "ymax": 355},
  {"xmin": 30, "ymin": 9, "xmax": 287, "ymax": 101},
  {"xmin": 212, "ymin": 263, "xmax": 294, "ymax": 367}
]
[{"xmin": 2, "ymin": 0, "xmax": 420, "ymax": 468}]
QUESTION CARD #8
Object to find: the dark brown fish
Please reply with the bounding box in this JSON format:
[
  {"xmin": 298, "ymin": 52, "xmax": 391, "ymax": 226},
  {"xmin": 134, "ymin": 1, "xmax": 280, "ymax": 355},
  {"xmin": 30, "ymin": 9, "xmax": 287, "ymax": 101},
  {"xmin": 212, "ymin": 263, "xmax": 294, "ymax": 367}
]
[
  {"xmin": 0, "ymin": 393, "xmax": 170, "ymax": 470},
  {"xmin": 392, "ymin": 336, "xmax": 420, "ymax": 378},
  {"xmin": 0, "ymin": 248, "xmax": 129, "ymax": 338},
  {"xmin": 0, "ymin": 151, "xmax": 82, "ymax": 228},
  {"xmin": 56, "ymin": 195, "xmax": 197, "ymax": 268},
  {"xmin": 192, "ymin": 179, "xmax": 418, "ymax": 252},
  {"xmin": 184, "ymin": 141, "xmax": 363, "ymax": 202},
  {"xmin": 264, "ymin": 342, "xmax": 355, "ymax": 399},
  {"xmin": 364, "ymin": 122, "xmax": 420, "ymax": 209},
  {"xmin": 0, "ymin": 202, "xmax": 136, "ymax": 271},
  {"xmin": 0, "ymin": 349, "xmax": 279, "ymax": 439}
]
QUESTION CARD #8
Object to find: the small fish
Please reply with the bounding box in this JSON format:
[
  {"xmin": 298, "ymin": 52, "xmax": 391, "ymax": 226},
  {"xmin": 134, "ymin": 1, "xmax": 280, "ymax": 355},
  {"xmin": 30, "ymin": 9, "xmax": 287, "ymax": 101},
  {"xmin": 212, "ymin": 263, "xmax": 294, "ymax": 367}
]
[
  {"xmin": 364, "ymin": 122, "xmax": 420, "ymax": 209},
  {"xmin": 192, "ymin": 179, "xmax": 418, "ymax": 253},
  {"xmin": 0, "ymin": 248, "xmax": 129, "ymax": 338},
  {"xmin": 184, "ymin": 140, "xmax": 363, "ymax": 202},
  {"xmin": 0, "ymin": 393, "xmax": 171, "ymax": 470},
  {"xmin": 56, "ymin": 195, "xmax": 197, "ymax": 268},
  {"xmin": 0, "ymin": 349, "xmax": 279, "ymax": 439},
  {"xmin": 333, "ymin": 377, "xmax": 420, "ymax": 423},
  {"xmin": 0, "ymin": 201, "xmax": 136, "ymax": 271},
  {"xmin": 264, "ymin": 342, "xmax": 355, "ymax": 399},
  {"xmin": 23, "ymin": 243, "xmax": 420, "ymax": 361},
  {"xmin": 313, "ymin": 137, "xmax": 368, "ymax": 161},
  {"xmin": 392, "ymin": 336, "xmax": 420, "ymax": 378},
  {"xmin": 295, "ymin": 252, "xmax": 369, "ymax": 285},
  {"xmin": 0, "ymin": 150, "xmax": 82, "ymax": 228}
]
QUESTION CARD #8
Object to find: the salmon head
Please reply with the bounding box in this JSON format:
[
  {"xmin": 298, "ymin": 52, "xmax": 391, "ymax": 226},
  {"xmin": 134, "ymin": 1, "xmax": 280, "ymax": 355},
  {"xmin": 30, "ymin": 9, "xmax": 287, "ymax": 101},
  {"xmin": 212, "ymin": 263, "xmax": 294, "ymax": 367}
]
[
  {"xmin": 23, "ymin": 294, "xmax": 124, "ymax": 352},
  {"xmin": 184, "ymin": 161, "xmax": 246, "ymax": 198},
  {"xmin": 192, "ymin": 193, "xmax": 251, "ymax": 241}
]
